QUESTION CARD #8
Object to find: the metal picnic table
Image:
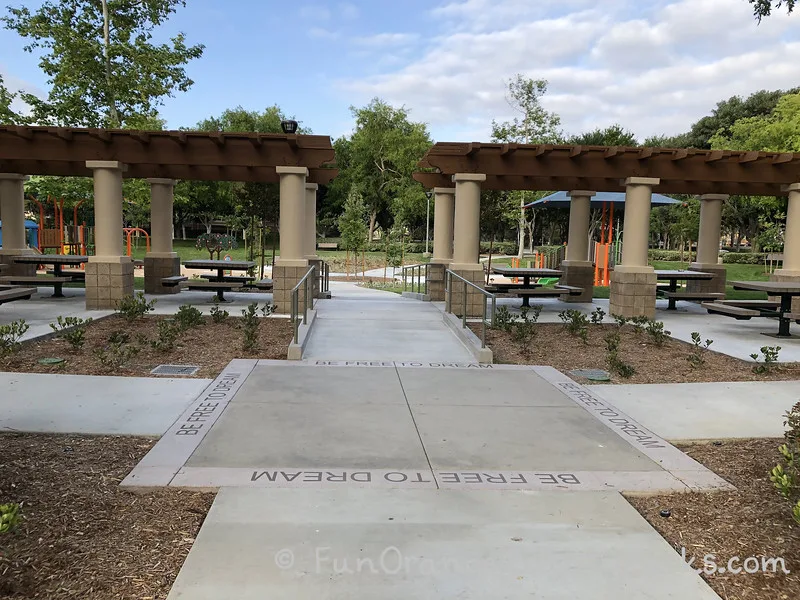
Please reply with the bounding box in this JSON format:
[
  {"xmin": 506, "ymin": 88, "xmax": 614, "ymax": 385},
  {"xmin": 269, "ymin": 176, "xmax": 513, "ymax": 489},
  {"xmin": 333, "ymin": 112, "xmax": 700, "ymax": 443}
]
[
  {"xmin": 490, "ymin": 266, "xmax": 565, "ymax": 307},
  {"xmin": 654, "ymin": 270, "xmax": 716, "ymax": 310},
  {"xmin": 182, "ymin": 259, "xmax": 256, "ymax": 301},
  {"xmin": 730, "ymin": 280, "xmax": 800, "ymax": 337},
  {"xmin": 9, "ymin": 254, "xmax": 88, "ymax": 297}
]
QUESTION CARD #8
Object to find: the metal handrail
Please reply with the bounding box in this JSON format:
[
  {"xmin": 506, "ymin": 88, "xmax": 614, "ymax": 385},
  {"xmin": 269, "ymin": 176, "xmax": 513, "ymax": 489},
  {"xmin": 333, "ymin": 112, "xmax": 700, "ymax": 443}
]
[
  {"xmin": 401, "ymin": 263, "xmax": 430, "ymax": 296},
  {"xmin": 445, "ymin": 269, "xmax": 496, "ymax": 349},
  {"xmin": 291, "ymin": 265, "xmax": 317, "ymax": 344}
]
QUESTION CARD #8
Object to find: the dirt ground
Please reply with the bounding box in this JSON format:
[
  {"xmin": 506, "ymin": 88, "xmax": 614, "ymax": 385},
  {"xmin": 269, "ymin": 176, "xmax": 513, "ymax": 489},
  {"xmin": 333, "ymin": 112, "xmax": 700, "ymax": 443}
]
[
  {"xmin": 0, "ymin": 433, "xmax": 214, "ymax": 600},
  {"xmin": 2, "ymin": 314, "xmax": 294, "ymax": 379},
  {"xmin": 475, "ymin": 322, "xmax": 800, "ymax": 384},
  {"xmin": 628, "ymin": 439, "xmax": 800, "ymax": 600}
]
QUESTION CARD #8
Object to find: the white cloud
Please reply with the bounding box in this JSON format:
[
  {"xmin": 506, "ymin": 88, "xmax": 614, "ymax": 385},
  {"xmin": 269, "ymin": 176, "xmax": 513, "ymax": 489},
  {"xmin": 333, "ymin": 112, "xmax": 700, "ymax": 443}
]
[
  {"xmin": 336, "ymin": 0, "xmax": 800, "ymax": 141},
  {"xmin": 299, "ymin": 5, "xmax": 332, "ymax": 20},
  {"xmin": 339, "ymin": 2, "xmax": 360, "ymax": 20},
  {"xmin": 0, "ymin": 65, "xmax": 41, "ymax": 116},
  {"xmin": 308, "ymin": 27, "xmax": 340, "ymax": 40},
  {"xmin": 353, "ymin": 32, "xmax": 419, "ymax": 46}
]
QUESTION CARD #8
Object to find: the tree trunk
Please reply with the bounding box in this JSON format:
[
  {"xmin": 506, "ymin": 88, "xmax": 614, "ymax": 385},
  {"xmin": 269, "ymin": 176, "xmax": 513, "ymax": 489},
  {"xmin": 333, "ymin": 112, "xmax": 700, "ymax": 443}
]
[
  {"xmin": 368, "ymin": 212, "xmax": 377, "ymax": 243},
  {"xmin": 517, "ymin": 195, "xmax": 525, "ymax": 260},
  {"xmin": 181, "ymin": 224, "xmax": 186, "ymax": 240},
  {"xmin": 346, "ymin": 249, "xmax": 350, "ymax": 280},
  {"xmin": 101, "ymin": 0, "xmax": 120, "ymax": 127}
]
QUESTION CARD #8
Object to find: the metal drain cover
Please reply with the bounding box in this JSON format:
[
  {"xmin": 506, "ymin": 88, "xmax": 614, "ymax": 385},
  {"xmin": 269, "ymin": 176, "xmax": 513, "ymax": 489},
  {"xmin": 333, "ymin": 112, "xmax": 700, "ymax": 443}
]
[{"xmin": 151, "ymin": 364, "xmax": 200, "ymax": 376}]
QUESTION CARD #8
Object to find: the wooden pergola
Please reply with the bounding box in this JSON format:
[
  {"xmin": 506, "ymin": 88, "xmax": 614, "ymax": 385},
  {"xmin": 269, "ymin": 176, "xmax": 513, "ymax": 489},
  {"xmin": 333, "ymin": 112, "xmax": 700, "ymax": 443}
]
[
  {"xmin": 0, "ymin": 125, "xmax": 337, "ymax": 311},
  {"xmin": 414, "ymin": 142, "xmax": 800, "ymax": 318},
  {"xmin": 414, "ymin": 142, "xmax": 800, "ymax": 196},
  {"xmin": 0, "ymin": 125, "xmax": 337, "ymax": 183}
]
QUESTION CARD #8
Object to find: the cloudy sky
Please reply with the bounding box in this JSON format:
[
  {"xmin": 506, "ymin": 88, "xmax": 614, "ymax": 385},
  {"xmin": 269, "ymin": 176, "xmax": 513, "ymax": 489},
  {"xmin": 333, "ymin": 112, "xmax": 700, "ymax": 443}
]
[{"xmin": 1, "ymin": 0, "xmax": 798, "ymax": 141}]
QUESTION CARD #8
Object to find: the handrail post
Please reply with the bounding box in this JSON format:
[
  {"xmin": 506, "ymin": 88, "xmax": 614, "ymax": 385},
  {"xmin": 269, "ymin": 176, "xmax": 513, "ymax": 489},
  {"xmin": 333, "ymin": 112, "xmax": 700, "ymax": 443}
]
[
  {"xmin": 445, "ymin": 271, "xmax": 451, "ymax": 313},
  {"xmin": 481, "ymin": 295, "xmax": 487, "ymax": 348},
  {"xmin": 403, "ymin": 266, "xmax": 407, "ymax": 292},
  {"xmin": 303, "ymin": 276, "xmax": 308, "ymax": 324},
  {"xmin": 491, "ymin": 295, "xmax": 497, "ymax": 327},
  {"xmin": 462, "ymin": 279, "xmax": 467, "ymax": 329}
]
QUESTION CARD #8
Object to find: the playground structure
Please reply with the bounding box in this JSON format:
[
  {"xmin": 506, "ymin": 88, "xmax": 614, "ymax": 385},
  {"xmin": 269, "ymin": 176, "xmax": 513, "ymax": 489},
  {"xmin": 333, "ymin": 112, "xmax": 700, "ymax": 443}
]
[{"xmin": 28, "ymin": 195, "xmax": 92, "ymax": 256}]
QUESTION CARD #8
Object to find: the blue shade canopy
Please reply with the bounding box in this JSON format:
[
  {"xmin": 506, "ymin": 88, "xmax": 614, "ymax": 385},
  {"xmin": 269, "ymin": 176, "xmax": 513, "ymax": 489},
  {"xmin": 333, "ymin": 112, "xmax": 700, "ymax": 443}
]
[{"xmin": 524, "ymin": 191, "xmax": 680, "ymax": 209}]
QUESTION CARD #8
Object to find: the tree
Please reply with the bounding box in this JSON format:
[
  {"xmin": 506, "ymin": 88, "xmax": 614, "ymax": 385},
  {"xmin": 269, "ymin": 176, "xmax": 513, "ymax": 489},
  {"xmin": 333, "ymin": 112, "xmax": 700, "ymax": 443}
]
[
  {"xmin": 347, "ymin": 98, "xmax": 432, "ymax": 241},
  {"xmin": 749, "ymin": 0, "xmax": 795, "ymax": 20},
  {"xmin": 2, "ymin": 0, "xmax": 204, "ymax": 127},
  {"xmin": 710, "ymin": 93, "xmax": 800, "ymax": 152},
  {"xmin": 491, "ymin": 75, "xmax": 562, "ymax": 258},
  {"xmin": 338, "ymin": 190, "xmax": 368, "ymax": 279},
  {"xmin": 568, "ymin": 124, "xmax": 637, "ymax": 147},
  {"xmin": 0, "ymin": 74, "xmax": 28, "ymax": 124}
]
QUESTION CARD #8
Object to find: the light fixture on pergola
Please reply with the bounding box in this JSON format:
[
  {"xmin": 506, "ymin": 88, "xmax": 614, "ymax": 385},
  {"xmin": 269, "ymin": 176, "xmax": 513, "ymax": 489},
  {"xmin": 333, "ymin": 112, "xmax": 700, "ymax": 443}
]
[{"xmin": 280, "ymin": 120, "xmax": 299, "ymax": 135}]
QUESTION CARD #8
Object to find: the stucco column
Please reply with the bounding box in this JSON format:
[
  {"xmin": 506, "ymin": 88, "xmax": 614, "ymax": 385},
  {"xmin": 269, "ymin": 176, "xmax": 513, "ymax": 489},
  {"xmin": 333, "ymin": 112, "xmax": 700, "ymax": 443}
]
[
  {"xmin": 619, "ymin": 177, "xmax": 659, "ymax": 269},
  {"xmin": 432, "ymin": 187, "xmax": 455, "ymax": 264},
  {"xmin": 609, "ymin": 177, "xmax": 660, "ymax": 319},
  {"xmin": 451, "ymin": 174, "xmax": 485, "ymax": 269},
  {"xmin": 87, "ymin": 161, "xmax": 126, "ymax": 259},
  {"xmin": 144, "ymin": 178, "xmax": 180, "ymax": 294},
  {"xmin": 85, "ymin": 161, "xmax": 133, "ymax": 310},
  {"xmin": 561, "ymin": 190, "xmax": 596, "ymax": 302},
  {"xmin": 777, "ymin": 184, "xmax": 800, "ymax": 274},
  {"xmin": 695, "ymin": 194, "xmax": 726, "ymax": 265},
  {"xmin": 565, "ymin": 190, "xmax": 594, "ymax": 263},
  {"xmin": 0, "ymin": 173, "xmax": 29, "ymax": 252},
  {"xmin": 273, "ymin": 166, "xmax": 309, "ymax": 314},
  {"xmin": 305, "ymin": 183, "xmax": 319, "ymax": 260}
]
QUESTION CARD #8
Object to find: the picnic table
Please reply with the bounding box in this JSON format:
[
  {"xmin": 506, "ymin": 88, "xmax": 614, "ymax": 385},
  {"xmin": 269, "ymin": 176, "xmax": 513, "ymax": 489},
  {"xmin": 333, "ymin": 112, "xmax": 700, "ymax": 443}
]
[
  {"xmin": 654, "ymin": 270, "xmax": 721, "ymax": 310},
  {"xmin": 1, "ymin": 254, "xmax": 88, "ymax": 298},
  {"xmin": 489, "ymin": 266, "xmax": 579, "ymax": 307},
  {"xmin": 724, "ymin": 280, "xmax": 800, "ymax": 337},
  {"xmin": 182, "ymin": 259, "xmax": 256, "ymax": 301}
]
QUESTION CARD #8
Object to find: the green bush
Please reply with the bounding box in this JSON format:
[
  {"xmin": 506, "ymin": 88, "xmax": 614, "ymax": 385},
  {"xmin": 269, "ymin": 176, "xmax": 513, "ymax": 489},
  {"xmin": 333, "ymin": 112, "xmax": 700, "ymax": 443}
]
[
  {"xmin": 115, "ymin": 292, "xmax": 156, "ymax": 321},
  {"xmin": 210, "ymin": 299, "xmax": 229, "ymax": 323},
  {"xmin": 50, "ymin": 316, "xmax": 93, "ymax": 349},
  {"xmin": 723, "ymin": 252, "xmax": 769, "ymax": 264},
  {"xmin": 175, "ymin": 305, "xmax": 204, "ymax": 330},
  {"xmin": 648, "ymin": 249, "xmax": 696, "ymax": 261},
  {"xmin": 0, "ymin": 502, "xmax": 20, "ymax": 533},
  {"xmin": 241, "ymin": 302, "xmax": 259, "ymax": 352},
  {"xmin": 0, "ymin": 319, "xmax": 29, "ymax": 356},
  {"xmin": 151, "ymin": 320, "xmax": 179, "ymax": 352},
  {"xmin": 770, "ymin": 402, "xmax": 800, "ymax": 525}
]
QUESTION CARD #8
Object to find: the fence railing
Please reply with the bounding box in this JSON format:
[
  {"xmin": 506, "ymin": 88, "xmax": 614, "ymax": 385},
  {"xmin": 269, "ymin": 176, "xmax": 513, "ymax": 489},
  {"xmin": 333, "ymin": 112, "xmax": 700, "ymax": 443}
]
[
  {"xmin": 445, "ymin": 269, "xmax": 496, "ymax": 349},
  {"xmin": 318, "ymin": 261, "xmax": 330, "ymax": 295},
  {"xmin": 401, "ymin": 263, "xmax": 430, "ymax": 296},
  {"xmin": 291, "ymin": 265, "xmax": 317, "ymax": 344}
]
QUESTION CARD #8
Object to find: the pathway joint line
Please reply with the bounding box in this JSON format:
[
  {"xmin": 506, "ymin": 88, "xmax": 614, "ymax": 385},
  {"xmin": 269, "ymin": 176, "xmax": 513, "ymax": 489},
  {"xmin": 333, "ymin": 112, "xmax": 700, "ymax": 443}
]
[{"xmin": 393, "ymin": 363, "xmax": 439, "ymax": 489}]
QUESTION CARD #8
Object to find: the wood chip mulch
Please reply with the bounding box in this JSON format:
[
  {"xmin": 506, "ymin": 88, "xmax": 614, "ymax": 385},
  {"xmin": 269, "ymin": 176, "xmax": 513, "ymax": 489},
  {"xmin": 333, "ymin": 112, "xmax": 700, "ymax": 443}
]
[
  {"xmin": 627, "ymin": 439, "xmax": 800, "ymax": 600},
  {"xmin": 2, "ymin": 314, "xmax": 294, "ymax": 379},
  {"xmin": 0, "ymin": 433, "xmax": 214, "ymax": 599},
  {"xmin": 474, "ymin": 323, "xmax": 800, "ymax": 384}
]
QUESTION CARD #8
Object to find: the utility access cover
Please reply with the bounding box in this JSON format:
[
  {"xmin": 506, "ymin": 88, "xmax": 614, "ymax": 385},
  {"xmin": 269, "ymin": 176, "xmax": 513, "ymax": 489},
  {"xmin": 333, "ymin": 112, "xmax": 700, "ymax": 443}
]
[{"xmin": 151, "ymin": 364, "xmax": 200, "ymax": 376}]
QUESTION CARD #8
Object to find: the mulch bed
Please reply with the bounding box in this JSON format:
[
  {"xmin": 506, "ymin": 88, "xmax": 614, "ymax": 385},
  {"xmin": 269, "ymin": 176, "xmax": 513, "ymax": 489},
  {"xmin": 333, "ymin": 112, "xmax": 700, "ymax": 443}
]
[
  {"xmin": 0, "ymin": 433, "xmax": 214, "ymax": 600},
  {"xmin": 627, "ymin": 439, "xmax": 800, "ymax": 600},
  {"xmin": 2, "ymin": 314, "xmax": 294, "ymax": 379},
  {"xmin": 474, "ymin": 322, "xmax": 800, "ymax": 384}
]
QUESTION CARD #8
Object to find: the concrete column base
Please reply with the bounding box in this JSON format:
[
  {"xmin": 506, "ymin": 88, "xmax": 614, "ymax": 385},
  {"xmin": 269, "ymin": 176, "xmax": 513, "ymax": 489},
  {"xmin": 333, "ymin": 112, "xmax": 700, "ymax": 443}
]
[
  {"xmin": 0, "ymin": 249, "xmax": 36, "ymax": 277},
  {"xmin": 687, "ymin": 263, "xmax": 727, "ymax": 295},
  {"xmin": 144, "ymin": 253, "xmax": 180, "ymax": 294},
  {"xmin": 609, "ymin": 268, "xmax": 657, "ymax": 319},
  {"xmin": 307, "ymin": 258, "xmax": 322, "ymax": 299},
  {"xmin": 770, "ymin": 269, "xmax": 800, "ymax": 313},
  {"xmin": 85, "ymin": 258, "xmax": 134, "ymax": 310},
  {"xmin": 428, "ymin": 263, "xmax": 448, "ymax": 301},
  {"xmin": 560, "ymin": 261, "xmax": 594, "ymax": 303},
  {"xmin": 447, "ymin": 266, "xmax": 486, "ymax": 317},
  {"xmin": 272, "ymin": 265, "xmax": 311, "ymax": 314}
]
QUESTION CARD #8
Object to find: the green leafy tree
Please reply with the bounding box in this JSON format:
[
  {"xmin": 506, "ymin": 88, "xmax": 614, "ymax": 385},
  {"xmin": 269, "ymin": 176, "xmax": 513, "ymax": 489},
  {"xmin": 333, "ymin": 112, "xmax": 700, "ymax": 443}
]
[
  {"xmin": 491, "ymin": 75, "xmax": 563, "ymax": 258},
  {"xmin": 347, "ymin": 98, "xmax": 432, "ymax": 241},
  {"xmin": 749, "ymin": 0, "xmax": 795, "ymax": 20},
  {"xmin": 338, "ymin": 190, "xmax": 368, "ymax": 278},
  {"xmin": 568, "ymin": 124, "xmax": 638, "ymax": 147},
  {"xmin": 0, "ymin": 74, "xmax": 28, "ymax": 124},
  {"xmin": 2, "ymin": 0, "xmax": 204, "ymax": 127}
]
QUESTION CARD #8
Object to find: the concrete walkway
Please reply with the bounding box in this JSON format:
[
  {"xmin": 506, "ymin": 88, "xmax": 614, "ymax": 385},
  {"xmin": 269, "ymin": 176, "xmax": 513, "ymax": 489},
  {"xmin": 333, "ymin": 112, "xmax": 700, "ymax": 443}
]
[
  {"xmin": 303, "ymin": 282, "xmax": 475, "ymax": 362},
  {"xmin": 0, "ymin": 372, "xmax": 209, "ymax": 435}
]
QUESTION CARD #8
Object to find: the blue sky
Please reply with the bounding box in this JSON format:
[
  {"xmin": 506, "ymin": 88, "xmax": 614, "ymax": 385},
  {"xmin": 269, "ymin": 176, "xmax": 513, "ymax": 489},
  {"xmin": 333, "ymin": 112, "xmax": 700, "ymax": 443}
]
[{"xmin": 1, "ymin": 0, "xmax": 798, "ymax": 141}]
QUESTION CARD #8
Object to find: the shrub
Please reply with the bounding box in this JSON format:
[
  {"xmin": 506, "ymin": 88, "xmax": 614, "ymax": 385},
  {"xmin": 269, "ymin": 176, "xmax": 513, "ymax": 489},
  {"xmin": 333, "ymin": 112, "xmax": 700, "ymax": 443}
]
[
  {"xmin": 645, "ymin": 319, "xmax": 671, "ymax": 347},
  {"xmin": 648, "ymin": 249, "xmax": 696, "ymax": 261},
  {"xmin": 95, "ymin": 333, "xmax": 139, "ymax": 370},
  {"xmin": 590, "ymin": 307, "xmax": 606, "ymax": 324},
  {"xmin": 770, "ymin": 402, "xmax": 800, "ymax": 525},
  {"xmin": 604, "ymin": 330, "xmax": 635, "ymax": 378},
  {"xmin": 751, "ymin": 345, "xmax": 781, "ymax": 374},
  {"xmin": 686, "ymin": 332, "xmax": 713, "ymax": 368},
  {"xmin": 0, "ymin": 502, "xmax": 20, "ymax": 533},
  {"xmin": 115, "ymin": 292, "xmax": 156, "ymax": 322},
  {"xmin": 630, "ymin": 315, "xmax": 650, "ymax": 333},
  {"xmin": 723, "ymin": 252, "xmax": 769, "ymax": 265},
  {"xmin": 175, "ymin": 304, "xmax": 204, "ymax": 330},
  {"xmin": 0, "ymin": 319, "xmax": 29, "ymax": 356},
  {"xmin": 151, "ymin": 320, "xmax": 179, "ymax": 352},
  {"xmin": 612, "ymin": 314, "xmax": 629, "ymax": 328},
  {"xmin": 210, "ymin": 300, "xmax": 229, "ymax": 324},
  {"xmin": 241, "ymin": 302, "xmax": 259, "ymax": 352},
  {"xmin": 260, "ymin": 303, "xmax": 277, "ymax": 317},
  {"xmin": 493, "ymin": 306, "xmax": 514, "ymax": 332},
  {"xmin": 558, "ymin": 309, "xmax": 589, "ymax": 344},
  {"xmin": 50, "ymin": 316, "xmax": 93, "ymax": 349}
]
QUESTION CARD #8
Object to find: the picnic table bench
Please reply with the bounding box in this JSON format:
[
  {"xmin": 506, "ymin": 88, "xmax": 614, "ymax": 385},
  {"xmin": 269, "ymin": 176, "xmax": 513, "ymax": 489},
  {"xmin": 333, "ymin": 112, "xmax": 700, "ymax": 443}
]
[
  {"xmin": 182, "ymin": 259, "xmax": 256, "ymax": 301},
  {"xmin": 161, "ymin": 275, "xmax": 188, "ymax": 287},
  {"xmin": 655, "ymin": 270, "xmax": 720, "ymax": 310},
  {"xmin": 703, "ymin": 280, "xmax": 800, "ymax": 337},
  {"xmin": 0, "ymin": 286, "xmax": 36, "ymax": 305},
  {"xmin": 180, "ymin": 280, "xmax": 244, "ymax": 301},
  {"xmin": 46, "ymin": 269, "xmax": 85, "ymax": 280},
  {"xmin": 0, "ymin": 275, "xmax": 71, "ymax": 298},
  {"xmin": 251, "ymin": 278, "xmax": 273, "ymax": 290}
]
